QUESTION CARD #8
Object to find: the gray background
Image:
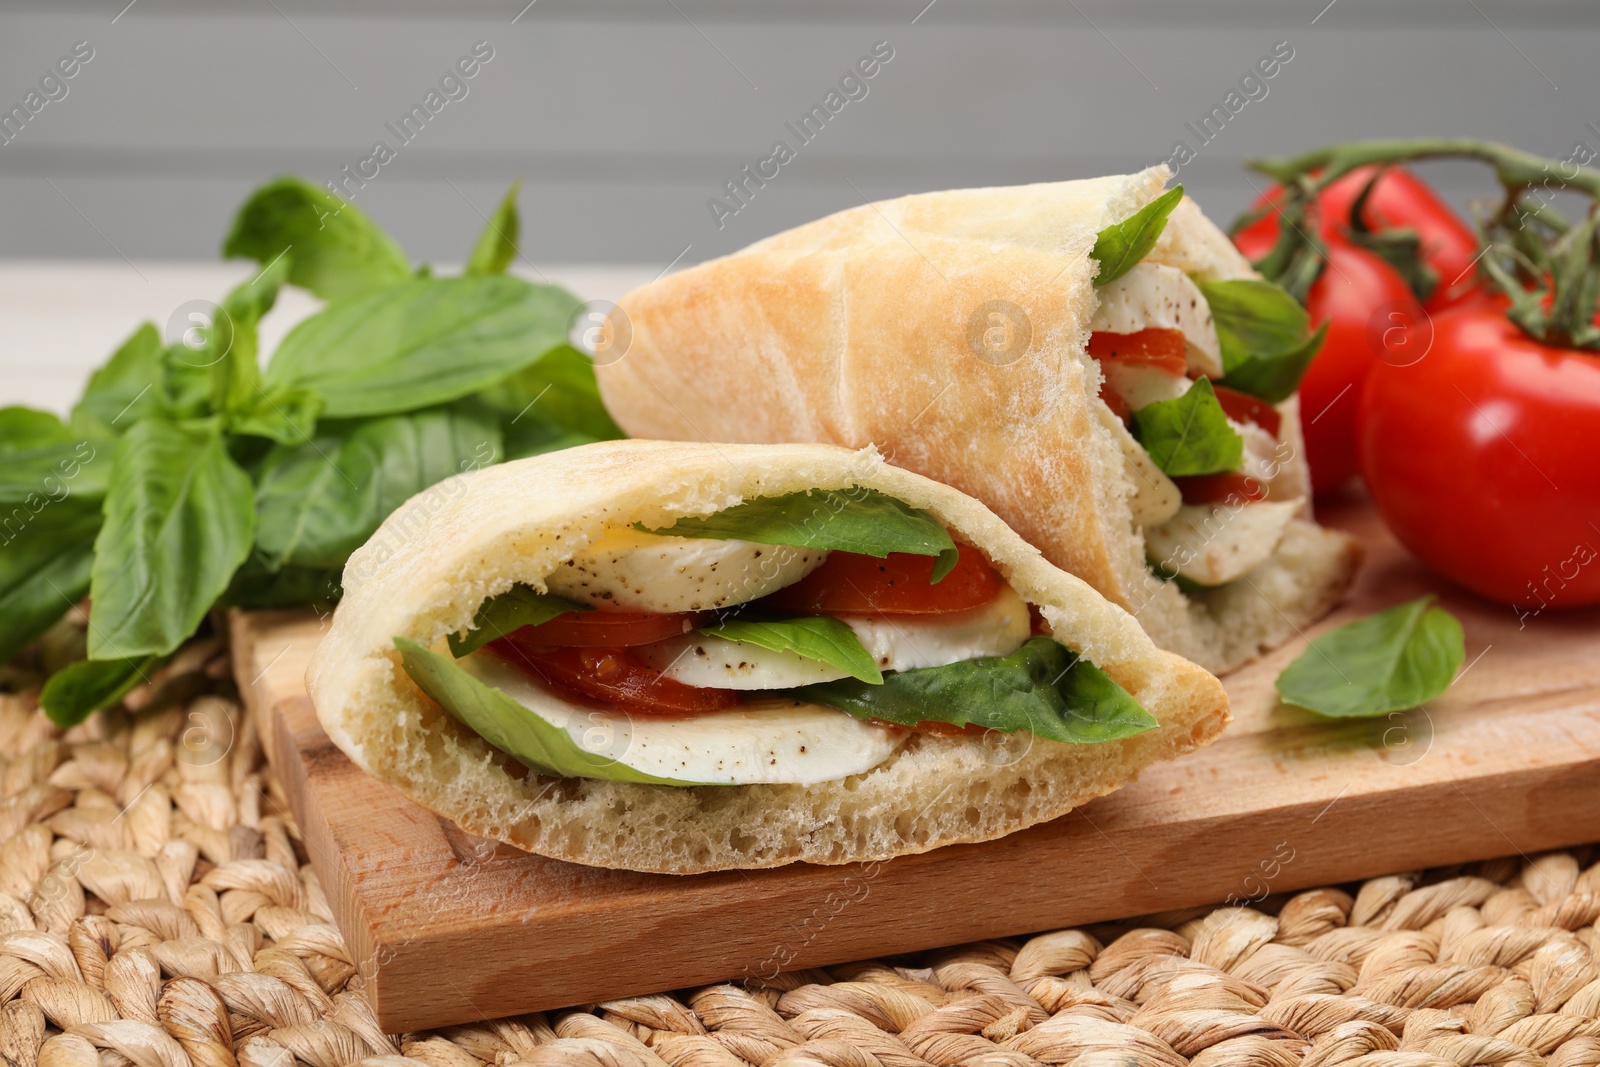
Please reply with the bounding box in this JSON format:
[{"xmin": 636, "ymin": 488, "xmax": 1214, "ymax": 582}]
[{"xmin": 1, "ymin": 0, "xmax": 1598, "ymax": 271}]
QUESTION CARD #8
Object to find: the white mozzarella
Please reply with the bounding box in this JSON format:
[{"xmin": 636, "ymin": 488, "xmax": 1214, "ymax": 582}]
[
  {"xmin": 1091, "ymin": 403, "xmax": 1182, "ymax": 527},
  {"xmin": 1101, "ymin": 362, "xmax": 1192, "ymax": 412},
  {"xmin": 544, "ymin": 527, "xmax": 827, "ymax": 613},
  {"xmin": 639, "ymin": 586, "xmax": 1033, "ymax": 690},
  {"xmin": 1237, "ymin": 419, "xmax": 1288, "ymax": 486},
  {"xmin": 1143, "ymin": 499, "xmax": 1302, "ymax": 587},
  {"xmin": 847, "ymin": 585, "xmax": 1032, "ymax": 671},
  {"xmin": 1090, "ymin": 262, "xmax": 1224, "ymax": 377},
  {"xmin": 637, "ymin": 635, "xmax": 849, "ymax": 690},
  {"xmin": 460, "ymin": 651, "xmax": 905, "ymax": 785}
]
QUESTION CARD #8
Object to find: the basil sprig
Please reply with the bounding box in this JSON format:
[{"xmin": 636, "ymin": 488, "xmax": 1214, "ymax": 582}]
[
  {"xmin": 646, "ymin": 488, "xmax": 959, "ymax": 581},
  {"xmin": 1092, "ymin": 186, "xmax": 1184, "ymax": 288},
  {"xmin": 703, "ymin": 615, "xmax": 883, "ymax": 685},
  {"xmin": 1131, "ymin": 378, "xmax": 1244, "ymax": 477},
  {"xmin": 1199, "ymin": 278, "xmax": 1327, "ymax": 404},
  {"xmin": 449, "ymin": 586, "xmax": 590, "ymax": 658},
  {"xmin": 795, "ymin": 637, "xmax": 1157, "ymax": 744},
  {"xmin": 1276, "ymin": 597, "xmax": 1465, "ymax": 717},
  {"xmin": 10, "ymin": 178, "xmax": 624, "ymax": 726},
  {"xmin": 395, "ymin": 638, "xmax": 702, "ymax": 785}
]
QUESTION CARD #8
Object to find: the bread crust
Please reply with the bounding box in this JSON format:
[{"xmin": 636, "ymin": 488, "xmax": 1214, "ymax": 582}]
[
  {"xmin": 597, "ymin": 168, "xmax": 1359, "ymax": 673},
  {"xmin": 307, "ymin": 440, "xmax": 1230, "ymax": 874}
]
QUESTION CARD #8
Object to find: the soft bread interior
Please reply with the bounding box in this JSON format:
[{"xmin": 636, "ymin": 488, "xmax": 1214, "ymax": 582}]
[
  {"xmin": 598, "ymin": 167, "xmax": 1359, "ymax": 674},
  {"xmin": 308, "ymin": 440, "xmax": 1230, "ymax": 874}
]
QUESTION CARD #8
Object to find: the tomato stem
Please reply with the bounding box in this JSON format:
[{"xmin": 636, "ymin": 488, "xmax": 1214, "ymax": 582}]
[
  {"xmin": 1247, "ymin": 138, "xmax": 1600, "ymax": 204},
  {"xmin": 1246, "ymin": 138, "xmax": 1600, "ymax": 351}
]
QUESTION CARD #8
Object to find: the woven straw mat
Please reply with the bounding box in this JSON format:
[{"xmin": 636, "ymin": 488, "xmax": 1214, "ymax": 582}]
[{"xmin": 5, "ymin": 638, "xmax": 1600, "ymax": 1067}]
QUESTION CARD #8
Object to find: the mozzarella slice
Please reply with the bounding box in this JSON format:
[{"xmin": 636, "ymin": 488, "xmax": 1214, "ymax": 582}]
[
  {"xmin": 1143, "ymin": 499, "xmax": 1302, "ymax": 587},
  {"xmin": 1090, "ymin": 262, "xmax": 1224, "ymax": 377},
  {"xmin": 460, "ymin": 651, "xmax": 905, "ymax": 785},
  {"xmin": 1091, "ymin": 402, "xmax": 1181, "ymax": 527},
  {"xmin": 1101, "ymin": 362, "xmax": 1192, "ymax": 412},
  {"xmin": 639, "ymin": 585, "xmax": 1033, "ymax": 690},
  {"xmin": 1237, "ymin": 419, "xmax": 1287, "ymax": 485},
  {"xmin": 544, "ymin": 527, "xmax": 827, "ymax": 613},
  {"xmin": 847, "ymin": 585, "xmax": 1032, "ymax": 672},
  {"xmin": 637, "ymin": 636, "xmax": 848, "ymax": 690}
]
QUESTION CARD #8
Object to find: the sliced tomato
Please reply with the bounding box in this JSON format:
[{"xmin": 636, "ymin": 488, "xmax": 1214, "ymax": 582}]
[
  {"xmin": 510, "ymin": 609, "xmax": 709, "ymax": 647},
  {"xmin": 487, "ymin": 640, "xmax": 738, "ymax": 717},
  {"xmin": 1099, "ymin": 383, "xmax": 1131, "ymax": 421},
  {"xmin": 1212, "ymin": 385, "xmax": 1282, "ymax": 437},
  {"xmin": 1086, "ymin": 329, "xmax": 1188, "ymax": 375},
  {"xmin": 1173, "ymin": 471, "xmax": 1270, "ymax": 506},
  {"xmin": 761, "ymin": 543, "xmax": 1002, "ymax": 616}
]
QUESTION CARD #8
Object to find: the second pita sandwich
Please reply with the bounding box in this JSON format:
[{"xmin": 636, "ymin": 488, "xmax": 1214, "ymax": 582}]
[{"xmin": 597, "ymin": 166, "xmax": 1361, "ymax": 673}]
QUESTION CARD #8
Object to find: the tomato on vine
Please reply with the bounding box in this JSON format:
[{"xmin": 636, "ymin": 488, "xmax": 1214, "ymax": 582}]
[
  {"xmin": 1297, "ymin": 244, "xmax": 1425, "ymax": 494},
  {"xmin": 1246, "ymin": 138, "xmax": 1600, "ymax": 610},
  {"xmin": 1360, "ymin": 300, "xmax": 1600, "ymax": 609}
]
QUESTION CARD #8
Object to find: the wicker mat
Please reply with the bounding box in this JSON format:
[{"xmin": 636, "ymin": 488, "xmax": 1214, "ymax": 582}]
[{"xmin": 5, "ymin": 644, "xmax": 1600, "ymax": 1067}]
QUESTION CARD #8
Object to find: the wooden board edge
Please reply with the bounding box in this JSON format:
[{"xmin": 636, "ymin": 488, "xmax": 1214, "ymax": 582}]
[{"xmin": 356, "ymin": 749, "xmax": 1600, "ymax": 1029}]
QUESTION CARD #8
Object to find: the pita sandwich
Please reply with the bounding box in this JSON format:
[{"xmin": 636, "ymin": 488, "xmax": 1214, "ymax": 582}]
[
  {"xmin": 308, "ymin": 440, "xmax": 1228, "ymax": 874},
  {"xmin": 597, "ymin": 166, "xmax": 1360, "ymax": 673}
]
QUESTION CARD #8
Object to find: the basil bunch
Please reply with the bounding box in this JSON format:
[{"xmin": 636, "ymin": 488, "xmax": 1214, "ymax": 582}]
[{"xmin": 2, "ymin": 178, "xmax": 622, "ymax": 725}]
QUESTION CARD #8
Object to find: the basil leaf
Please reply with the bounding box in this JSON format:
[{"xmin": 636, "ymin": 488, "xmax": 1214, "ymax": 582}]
[
  {"xmin": 0, "ymin": 407, "xmax": 75, "ymax": 451},
  {"xmin": 222, "ymin": 562, "xmax": 342, "ymax": 610},
  {"xmin": 0, "ymin": 439, "xmax": 107, "ymax": 506},
  {"xmin": 161, "ymin": 341, "xmax": 217, "ymax": 420},
  {"xmin": 88, "ymin": 419, "xmax": 256, "ymax": 659},
  {"xmin": 465, "ymin": 181, "xmax": 521, "ymax": 276},
  {"xmin": 223, "ymin": 177, "xmax": 412, "ymax": 301},
  {"xmin": 264, "ymin": 275, "xmax": 581, "ymax": 418},
  {"xmin": 395, "ymin": 638, "xmax": 701, "ymax": 785},
  {"xmin": 1198, "ymin": 278, "xmax": 1324, "ymax": 404},
  {"xmin": 1217, "ymin": 323, "xmax": 1327, "ymax": 406},
  {"xmin": 703, "ymin": 616, "xmax": 882, "ymax": 684},
  {"xmin": 226, "ymin": 384, "xmax": 324, "ymax": 446},
  {"xmin": 1276, "ymin": 596, "xmax": 1465, "ymax": 718},
  {"xmin": 1131, "ymin": 378, "xmax": 1243, "ymax": 477},
  {"xmin": 253, "ymin": 403, "xmax": 501, "ymax": 570},
  {"xmin": 449, "ymin": 585, "xmax": 589, "ymax": 658},
  {"xmin": 476, "ymin": 344, "xmax": 625, "ymax": 454},
  {"xmin": 70, "ymin": 323, "xmax": 165, "ymax": 437},
  {"xmin": 0, "ymin": 495, "xmax": 100, "ymax": 664},
  {"xmin": 1092, "ymin": 186, "xmax": 1183, "ymax": 288},
  {"xmin": 648, "ymin": 488, "xmax": 959, "ymax": 582},
  {"xmin": 204, "ymin": 255, "xmax": 290, "ymax": 418},
  {"xmin": 795, "ymin": 636, "xmax": 1156, "ymax": 743},
  {"xmin": 39, "ymin": 654, "xmax": 161, "ymax": 727}
]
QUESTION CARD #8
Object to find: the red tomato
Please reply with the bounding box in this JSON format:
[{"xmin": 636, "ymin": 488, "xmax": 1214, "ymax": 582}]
[
  {"xmin": 1099, "ymin": 383, "xmax": 1131, "ymax": 421},
  {"xmin": 1172, "ymin": 471, "xmax": 1270, "ymax": 506},
  {"xmin": 1086, "ymin": 328, "xmax": 1188, "ymax": 375},
  {"xmin": 1234, "ymin": 165, "xmax": 1482, "ymax": 311},
  {"xmin": 509, "ymin": 609, "xmax": 708, "ymax": 647},
  {"xmin": 1298, "ymin": 244, "xmax": 1428, "ymax": 495},
  {"xmin": 761, "ymin": 543, "xmax": 1002, "ymax": 616},
  {"xmin": 1212, "ymin": 385, "xmax": 1282, "ymax": 437},
  {"xmin": 487, "ymin": 640, "xmax": 738, "ymax": 717},
  {"xmin": 1359, "ymin": 304, "xmax": 1600, "ymax": 608}
]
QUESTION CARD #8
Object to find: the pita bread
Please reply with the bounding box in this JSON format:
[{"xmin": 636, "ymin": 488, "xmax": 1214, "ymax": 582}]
[
  {"xmin": 308, "ymin": 440, "xmax": 1229, "ymax": 874},
  {"xmin": 597, "ymin": 167, "xmax": 1360, "ymax": 673}
]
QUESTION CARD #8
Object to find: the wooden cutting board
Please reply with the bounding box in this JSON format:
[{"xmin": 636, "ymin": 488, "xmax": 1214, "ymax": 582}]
[{"xmin": 230, "ymin": 496, "xmax": 1600, "ymax": 1032}]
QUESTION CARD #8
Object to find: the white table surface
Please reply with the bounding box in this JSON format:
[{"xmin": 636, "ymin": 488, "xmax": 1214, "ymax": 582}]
[{"xmin": 0, "ymin": 260, "xmax": 660, "ymax": 413}]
